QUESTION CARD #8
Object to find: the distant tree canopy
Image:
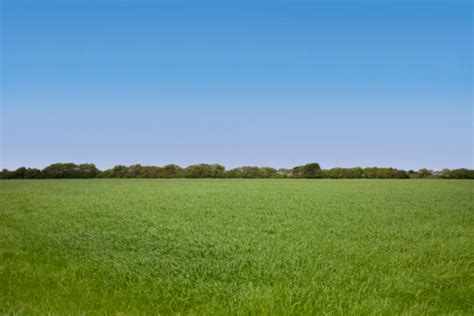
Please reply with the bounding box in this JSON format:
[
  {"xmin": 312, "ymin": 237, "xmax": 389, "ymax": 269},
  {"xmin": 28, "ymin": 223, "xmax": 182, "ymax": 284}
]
[
  {"xmin": 41, "ymin": 163, "xmax": 99, "ymax": 179},
  {"xmin": 292, "ymin": 163, "xmax": 323, "ymax": 178},
  {"xmin": 0, "ymin": 163, "xmax": 473, "ymax": 180}
]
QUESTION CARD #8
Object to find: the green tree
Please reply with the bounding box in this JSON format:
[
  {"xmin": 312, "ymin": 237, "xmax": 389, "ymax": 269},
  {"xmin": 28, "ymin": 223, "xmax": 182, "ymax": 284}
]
[
  {"xmin": 258, "ymin": 167, "xmax": 278, "ymax": 178},
  {"xmin": 0, "ymin": 169, "xmax": 13, "ymax": 179},
  {"xmin": 301, "ymin": 163, "xmax": 323, "ymax": 178},
  {"xmin": 277, "ymin": 168, "xmax": 292, "ymax": 178},
  {"xmin": 161, "ymin": 164, "xmax": 183, "ymax": 178},
  {"xmin": 42, "ymin": 163, "xmax": 80, "ymax": 178},
  {"xmin": 209, "ymin": 164, "xmax": 226, "ymax": 178},
  {"xmin": 417, "ymin": 168, "xmax": 433, "ymax": 178},
  {"xmin": 240, "ymin": 166, "xmax": 260, "ymax": 178},
  {"xmin": 449, "ymin": 169, "xmax": 474, "ymax": 179},
  {"xmin": 226, "ymin": 168, "xmax": 244, "ymax": 178}
]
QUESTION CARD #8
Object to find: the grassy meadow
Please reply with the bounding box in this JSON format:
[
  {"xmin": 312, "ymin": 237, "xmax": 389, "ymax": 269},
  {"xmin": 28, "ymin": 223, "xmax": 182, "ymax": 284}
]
[{"xmin": 0, "ymin": 179, "xmax": 473, "ymax": 314}]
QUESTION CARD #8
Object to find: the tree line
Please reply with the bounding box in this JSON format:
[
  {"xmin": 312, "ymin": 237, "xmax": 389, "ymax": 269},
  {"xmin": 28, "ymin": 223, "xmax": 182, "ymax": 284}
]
[{"xmin": 1, "ymin": 163, "xmax": 473, "ymax": 179}]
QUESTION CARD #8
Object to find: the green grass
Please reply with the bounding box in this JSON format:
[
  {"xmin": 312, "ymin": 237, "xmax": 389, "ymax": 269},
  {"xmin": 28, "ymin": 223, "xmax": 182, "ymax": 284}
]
[{"xmin": 1, "ymin": 179, "xmax": 473, "ymax": 315}]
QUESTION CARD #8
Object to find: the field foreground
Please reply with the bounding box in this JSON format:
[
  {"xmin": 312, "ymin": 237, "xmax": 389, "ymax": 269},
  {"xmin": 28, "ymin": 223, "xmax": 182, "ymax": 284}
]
[{"xmin": 0, "ymin": 179, "xmax": 473, "ymax": 314}]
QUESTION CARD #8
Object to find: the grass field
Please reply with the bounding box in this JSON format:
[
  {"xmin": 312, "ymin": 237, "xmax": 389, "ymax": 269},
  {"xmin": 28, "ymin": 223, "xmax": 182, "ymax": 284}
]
[{"xmin": 0, "ymin": 179, "xmax": 473, "ymax": 314}]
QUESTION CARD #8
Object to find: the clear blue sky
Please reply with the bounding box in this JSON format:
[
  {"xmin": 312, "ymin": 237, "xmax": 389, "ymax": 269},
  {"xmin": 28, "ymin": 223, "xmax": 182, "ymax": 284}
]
[{"xmin": 1, "ymin": 0, "xmax": 472, "ymax": 170}]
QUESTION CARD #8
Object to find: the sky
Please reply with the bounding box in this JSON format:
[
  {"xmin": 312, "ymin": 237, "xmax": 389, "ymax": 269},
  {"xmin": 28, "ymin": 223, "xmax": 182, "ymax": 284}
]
[{"xmin": 1, "ymin": 0, "xmax": 472, "ymax": 170}]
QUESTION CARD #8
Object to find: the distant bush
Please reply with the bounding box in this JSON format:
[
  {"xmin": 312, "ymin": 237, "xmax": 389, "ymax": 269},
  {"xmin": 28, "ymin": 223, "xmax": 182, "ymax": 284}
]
[
  {"xmin": 417, "ymin": 168, "xmax": 433, "ymax": 178},
  {"xmin": 0, "ymin": 163, "xmax": 472, "ymax": 179},
  {"xmin": 292, "ymin": 163, "xmax": 323, "ymax": 178},
  {"xmin": 184, "ymin": 164, "xmax": 226, "ymax": 178},
  {"xmin": 445, "ymin": 169, "xmax": 474, "ymax": 179},
  {"xmin": 325, "ymin": 167, "xmax": 364, "ymax": 179},
  {"xmin": 42, "ymin": 163, "xmax": 99, "ymax": 179}
]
